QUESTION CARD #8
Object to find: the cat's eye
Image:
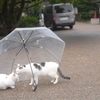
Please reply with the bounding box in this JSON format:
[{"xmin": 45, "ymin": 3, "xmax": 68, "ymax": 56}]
[
  {"xmin": 19, "ymin": 67, "xmax": 23, "ymax": 69},
  {"xmin": 23, "ymin": 65, "xmax": 26, "ymax": 67}
]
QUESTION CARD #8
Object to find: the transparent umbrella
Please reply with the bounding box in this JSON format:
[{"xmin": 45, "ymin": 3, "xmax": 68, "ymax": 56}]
[{"xmin": 0, "ymin": 27, "xmax": 65, "ymax": 91}]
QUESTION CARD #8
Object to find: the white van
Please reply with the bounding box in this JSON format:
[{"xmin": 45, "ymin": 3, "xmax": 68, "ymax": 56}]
[
  {"xmin": 43, "ymin": 3, "xmax": 76, "ymax": 30},
  {"xmin": 39, "ymin": 13, "xmax": 44, "ymax": 26}
]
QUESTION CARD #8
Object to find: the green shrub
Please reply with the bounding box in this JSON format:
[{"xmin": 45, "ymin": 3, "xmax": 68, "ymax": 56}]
[
  {"xmin": 77, "ymin": 11, "xmax": 94, "ymax": 21},
  {"xmin": 73, "ymin": 0, "xmax": 98, "ymax": 21},
  {"xmin": 17, "ymin": 16, "xmax": 39, "ymax": 27}
]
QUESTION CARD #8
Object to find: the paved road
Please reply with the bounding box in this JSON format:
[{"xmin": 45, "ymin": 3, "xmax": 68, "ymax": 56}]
[{"xmin": 0, "ymin": 22, "xmax": 100, "ymax": 100}]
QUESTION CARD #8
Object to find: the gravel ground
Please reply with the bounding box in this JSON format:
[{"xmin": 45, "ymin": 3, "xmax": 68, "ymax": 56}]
[{"xmin": 0, "ymin": 22, "xmax": 100, "ymax": 100}]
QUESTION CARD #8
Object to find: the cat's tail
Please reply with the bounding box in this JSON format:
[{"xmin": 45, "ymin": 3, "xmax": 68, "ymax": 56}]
[{"xmin": 58, "ymin": 68, "xmax": 70, "ymax": 80}]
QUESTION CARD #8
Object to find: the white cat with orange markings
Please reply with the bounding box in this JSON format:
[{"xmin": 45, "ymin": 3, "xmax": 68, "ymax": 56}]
[{"xmin": 0, "ymin": 72, "xmax": 19, "ymax": 90}]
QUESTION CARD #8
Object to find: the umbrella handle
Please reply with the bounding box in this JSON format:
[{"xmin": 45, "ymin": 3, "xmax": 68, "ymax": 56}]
[
  {"xmin": 32, "ymin": 85, "xmax": 37, "ymax": 91},
  {"xmin": 32, "ymin": 79, "xmax": 37, "ymax": 91},
  {"xmin": 24, "ymin": 47, "xmax": 37, "ymax": 91}
]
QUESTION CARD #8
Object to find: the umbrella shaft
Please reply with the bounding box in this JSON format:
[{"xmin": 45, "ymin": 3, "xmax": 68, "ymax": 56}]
[{"xmin": 24, "ymin": 47, "xmax": 35, "ymax": 79}]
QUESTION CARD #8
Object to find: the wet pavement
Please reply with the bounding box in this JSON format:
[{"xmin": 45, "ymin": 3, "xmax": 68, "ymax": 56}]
[{"xmin": 0, "ymin": 22, "xmax": 100, "ymax": 100}]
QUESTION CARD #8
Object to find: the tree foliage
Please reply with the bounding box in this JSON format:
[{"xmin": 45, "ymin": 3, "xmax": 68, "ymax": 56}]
[
  {"xmin": 0, "ymin": 0, "xmax": 44, "ymax": 35},
  {"xmin": 74, "ymin": 0, "xmax": 99, "ymax": 21},
  {"xmin": 0, "ymin": 0, "xmax": 99, "ymax": 35}
]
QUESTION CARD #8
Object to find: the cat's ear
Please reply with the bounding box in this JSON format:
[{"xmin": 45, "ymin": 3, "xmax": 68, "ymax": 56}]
[
  {"xmin": 17, "ymin": 64, "xmax": 20, "ymax": 67},
  {"xmin": 14, "ymin": 63, "xmax": 20, "ymax": 67},
  {"xmin": 11, "ymin": 71, "xmax": 16, "ymax": 76},
  {"xmin": 11, "ymin": 71, "xmax": 14, "ymax": 74}
]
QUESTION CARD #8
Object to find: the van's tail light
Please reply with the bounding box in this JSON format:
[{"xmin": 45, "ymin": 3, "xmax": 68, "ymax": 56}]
[
  {"xmin": 73, "ymin": 13, "xmax": 76, "ymax": 18},
  {"xmin": 52, "ymin": 15, "xmax": 55, "ymax": 21}
]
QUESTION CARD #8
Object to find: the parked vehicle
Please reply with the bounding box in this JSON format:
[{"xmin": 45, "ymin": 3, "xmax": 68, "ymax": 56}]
[
  {"xmin": 43, "ymin": 3, "xmax": 76, "ymax": 30},
  {"xmin": 39, "ymin": 13, "xmax": 45, "ymax": 26}
]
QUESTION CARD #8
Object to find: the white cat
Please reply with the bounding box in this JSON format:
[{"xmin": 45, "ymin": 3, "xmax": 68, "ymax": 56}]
[
  {"xmin": 16, "ymin": 62, "xmax": 70, "ymax": 86},
  {"xmin": 0, "ymin": 72, "xmax": 19, "ymax": 90}
]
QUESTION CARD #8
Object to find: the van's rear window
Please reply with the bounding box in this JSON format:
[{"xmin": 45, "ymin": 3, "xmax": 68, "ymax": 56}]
[{"xmin": 54, "ymin": 5, "xmax": 72, "ymax": 13}]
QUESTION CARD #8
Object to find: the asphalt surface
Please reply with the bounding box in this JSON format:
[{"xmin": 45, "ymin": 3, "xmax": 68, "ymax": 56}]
[{"xmin": 0, "ymin": 22, "xmax": 100, "ymax": 100}]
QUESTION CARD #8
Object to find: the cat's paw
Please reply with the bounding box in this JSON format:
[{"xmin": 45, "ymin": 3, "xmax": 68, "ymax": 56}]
[
  {"xmin": 53, "ymin": 80, "xmax": 58, "ymax": 84},
  {"xmin": 53, "ymin": 82, "xmax": 58, "ymax": 84},
  {"xmin": 29, "ymin": 83, "xmax": 33, "ymax": 85},
  {"xmin": 51, "ymin": 79, "xmax": 54, "ymax": 83},
  {"xmin": 10, "ymin": 86, "xmax": 15, "ymax": 88}
]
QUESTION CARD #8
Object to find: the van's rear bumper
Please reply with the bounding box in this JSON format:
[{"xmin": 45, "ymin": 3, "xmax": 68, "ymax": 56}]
[{"xmin": 55, "ymin": 21, "xmax": 75, "ymax": 26}]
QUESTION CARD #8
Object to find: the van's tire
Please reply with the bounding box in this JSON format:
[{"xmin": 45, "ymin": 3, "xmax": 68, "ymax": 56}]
[
  {"xmin": 51, "ymin": 22, "xmax": 56, "ymax": 30},
  {"xmin": 69, "ymin": 25, "xmax": 73, "ymax": 29},
  {"xmin": 61, "ymin": 26, "xmax": 65, "ymax": 29}
]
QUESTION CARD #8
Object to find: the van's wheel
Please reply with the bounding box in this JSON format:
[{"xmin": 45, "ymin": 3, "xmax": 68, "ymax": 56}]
[
  {"xmin": 69, "ymin": 25, "xmax": 73, "ymax": 29},
  {"xmin": 61, "ymin": 26, "xmax": 65, "ymax": 29},
  {"xmin": 51, "ymin": 22, "xmax": 56, "ymax": 30}
]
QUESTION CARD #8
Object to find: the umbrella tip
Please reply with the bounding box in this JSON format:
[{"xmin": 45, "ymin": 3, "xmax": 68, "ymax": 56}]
[
  {"xmin": 32, "ymin": 85, "xmax": 37, "ymax": 91},
  {"xmin": 40, "ymin": 46, "xmax": 43, "ymax": 49}
]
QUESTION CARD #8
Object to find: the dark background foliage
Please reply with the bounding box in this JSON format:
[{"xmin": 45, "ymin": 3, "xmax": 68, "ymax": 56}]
[{"xmin": 0, "ymin": 0, "xmax": 100, "ymax": 36}]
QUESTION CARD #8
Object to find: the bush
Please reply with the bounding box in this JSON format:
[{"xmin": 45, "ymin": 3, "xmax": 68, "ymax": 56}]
[
  {"xmin": 17, "ymin": 16, "xmax": 39, "ymax": 27},
  {"xmin": 73, "ymin": 0, "xmax": 98, "ymax": 21},
  {"xmin": 77, "ymin": 11, "xmax": 94, "ymax": 21}
]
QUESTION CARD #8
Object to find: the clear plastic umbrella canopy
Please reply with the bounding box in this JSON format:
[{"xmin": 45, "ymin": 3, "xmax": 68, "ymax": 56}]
[{"xmin": 0, "ymin": 27, "xmax": 65, "ymax": 74}]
